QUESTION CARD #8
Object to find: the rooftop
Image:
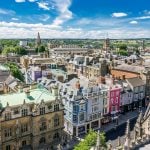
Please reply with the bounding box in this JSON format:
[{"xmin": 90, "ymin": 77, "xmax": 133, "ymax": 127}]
[
  {"xmin": 126, "ymin": 77, "xmax": 145, "ymax": 87},
  {"xmin": 0, "ymin": 87, "xmax": 56, "ymax": 108},
  {"xmin": 114, "ymin": 64, "xmax": 144, "ymax": 73}
]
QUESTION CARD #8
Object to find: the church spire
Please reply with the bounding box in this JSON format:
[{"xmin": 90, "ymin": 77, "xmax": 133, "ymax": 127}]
[
  {"xmin": 124, "ymin": 119, "xmax": 131, "ymax": 150},
  {"xmin": 95, "ymin": 130, "xmax": 101, "ymax": 150},
  {"xmin": 36, "ymin": 32, "xmax": 41, "ymax": 47}
]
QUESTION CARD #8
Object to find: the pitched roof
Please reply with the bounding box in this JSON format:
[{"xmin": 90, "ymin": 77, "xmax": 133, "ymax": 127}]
[
  {"xmin": 114, "ymin": 64, "xmax": 144, "ymax": 73},
  {"xmin": 126, "ymin": 77, "xmax": 145, "ymax": 87}
]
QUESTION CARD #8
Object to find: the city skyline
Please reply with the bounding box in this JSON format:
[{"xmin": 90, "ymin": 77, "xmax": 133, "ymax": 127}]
[{"xmin": 0, "ymin": 0, "xmax": 150, "ymax": 39}]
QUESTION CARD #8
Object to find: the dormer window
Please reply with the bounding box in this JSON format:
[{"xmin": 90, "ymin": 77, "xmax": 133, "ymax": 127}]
[
  {"xmin": 54, "ymin": 104, "xmax": 59, "ymax": 111},
  {"xmin": 40, "ymin": 107, "xmax": 45, "ymax": 115},
  {"xmin": 14, "ymin": 108, "xmax": 19, "ymax": 115},
  {"xmin": 22, "ymin": 109, "xmax": 28, "ymax": 117},
  {"xmin": 5, "ymin": 112, "xmax": 11, "ymax": 121}
]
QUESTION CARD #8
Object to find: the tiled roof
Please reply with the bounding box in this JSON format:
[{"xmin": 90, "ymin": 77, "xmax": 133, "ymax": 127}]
[
  {"xmin": 126, "ymin": 77, "xmax": 145, "ymax": 87},
  {"xmin": 114, "ymin": 64, "xmax": 144, "ymax": 73}
]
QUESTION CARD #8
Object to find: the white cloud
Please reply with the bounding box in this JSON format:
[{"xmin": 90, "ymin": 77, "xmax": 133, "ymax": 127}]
[
  {"xmin": 51, "ymin": 0, "xmax": 73, "ymax": 26},
  {"xmin": 112, "ymin": 12, "xmax": 127, "ymax": 18},
  {"xmin": 15, "ymin": 0, "xmax": 37, "ymax": 2},
  {"xmin": 11, "ymin": 18, "xmax": 19, "ymax": 21},
  {"xmin": 39, "ymin": 14, "xmax": 50, "ymax": 22},
  {"xmin": 144, "ymin": 10, "xmax": 150, "ymax": 15},
  {"xmin": 37, "ymin": 2, "xmax": 50, "ymax": 10},
  {"xmin": 28, "ymin": 0, "xmax": 36, "ymax": 2},
  {"xmin": 136, "ymin": 16, "xmax": 150, "ymax": 20},
  {"xmin": 0, "ymin": 21, "xmax": 60, "ymax": 29},
  {"xmin": 0, "ymin": 21, "xmax": 149, "ymax": 39},
  {"xmin": 15, "ymin": 0, "xmax": 25, "ymax": 2},
  {"xmin": 0, "ymin": 8, "xmax": 15, "ymax": 15},
  {"xmin": 129, "ymin": 20, "xmax": 138, "ymax": 24}
]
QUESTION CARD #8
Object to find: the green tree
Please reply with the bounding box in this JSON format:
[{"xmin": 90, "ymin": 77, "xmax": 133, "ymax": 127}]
[
  {"xmin": 118, "ymin": 50, "xmax": 128, "ymax": 56},
  {"xmin": 2, "ymin": 46, "xmax": 27, "ymax": 55},
  {"xmin": 74, "ymin": 130, "xmax": 106, "ymax": 150},
  {"xmin": 5, "ymin": 62, "xmax": 24, "ymax": 82},
  {"xmin": 36, "ymin": 45, "xmax": 45, "ymax": 53},
  {"xmin": 14, "ymin": 46, "xmax": 27, "ymax": 55}
]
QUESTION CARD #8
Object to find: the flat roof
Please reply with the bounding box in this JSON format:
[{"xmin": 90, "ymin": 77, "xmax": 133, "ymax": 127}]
[{"xmin": 0, "ymin": 87, "xmax": 56, "ymax": 108}]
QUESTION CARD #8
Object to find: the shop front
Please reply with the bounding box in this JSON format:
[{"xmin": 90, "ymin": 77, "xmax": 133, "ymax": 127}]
[
  {"xmin": 78, "ymin": 125, "xmax": 86, "ymax": 136},
  {"xmin": 91, "ymin": 120, "xmax": 99, "ymax": 129}
]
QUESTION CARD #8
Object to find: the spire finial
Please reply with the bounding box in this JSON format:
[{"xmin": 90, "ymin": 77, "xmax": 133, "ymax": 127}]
[{"xmin": 96, "ymin": 130, "xmax": 101, "ymax": 150}]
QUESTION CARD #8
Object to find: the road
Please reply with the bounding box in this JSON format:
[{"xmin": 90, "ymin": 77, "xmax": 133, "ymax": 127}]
[{"xmin": 106, "ymin": 117, "xmax": 137, "ymax": 142}]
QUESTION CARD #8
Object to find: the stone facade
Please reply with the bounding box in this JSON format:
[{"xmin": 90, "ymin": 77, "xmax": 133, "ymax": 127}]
[{"xmin": 0, "ymin": 86, "xmax": 64, "ymax": 150}]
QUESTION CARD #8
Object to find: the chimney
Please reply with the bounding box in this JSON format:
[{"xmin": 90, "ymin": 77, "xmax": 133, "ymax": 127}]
[
  {"xmin": 63, "ymin": 88, "xmax": 67, "ymax": 95},
  {"xmin": 69, "ymin": 91, "xmax": 73, "ymax": 98},
  {"xmin": 75, "ymin": 80, "xmax": 80, "ymax": 89},
  {"xmin": 25, "ymin": 90, "xmax": 30, "ymax": 98}
]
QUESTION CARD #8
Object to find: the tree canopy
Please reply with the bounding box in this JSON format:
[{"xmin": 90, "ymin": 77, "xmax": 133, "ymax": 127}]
[
  {"xmin": 2, "ymin": 46, "xmax": 27, "ymax": 55},
  {"xmin": 117, "ymin": 50, "xmax": 128, "ymax": 56},
  {"xmin": 35, "ymin": 45, "xmax": 46, "ymax": 53},
  {"xmin": 74, "ymin": 130, "xmax": 106, "ymax": 150},
  {"xmin": 5, "ymin": 62, "xmax": 24, "ymax": 82}
]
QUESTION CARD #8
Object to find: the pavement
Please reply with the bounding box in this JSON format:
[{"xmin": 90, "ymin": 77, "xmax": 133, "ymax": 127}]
[
  {"xmin": 63, "ymin": 108, "xmax": 147, "ymax": 150},
  {"xmin": 101, "ymin": 110, "xmax": 140, "ymax": 133}
]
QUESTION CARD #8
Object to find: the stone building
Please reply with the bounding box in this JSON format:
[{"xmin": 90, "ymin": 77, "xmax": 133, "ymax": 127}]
[
  {"xmin": 60, "ymin": 77, "xmax": 109, "ymax": 137},
  {"xmin": 126, "ymin": 77, "xmax": 145, "ymax": 109},
  {"xmin": 140, "ymin": 67, "xmax": 150, "ymax": 105},
  {"xmin": 0, "ymin": 84, "xmax": 64, "ymax": 150}
]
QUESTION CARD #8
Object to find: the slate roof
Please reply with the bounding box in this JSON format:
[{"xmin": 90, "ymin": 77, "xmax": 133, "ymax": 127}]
[
  {"xmin": 126, "ymin": 77, "xmax": 145, "ymax": 87},
  {"xmin": 114, "ymin": 64, "xmax": 144, "ymax": 73}
]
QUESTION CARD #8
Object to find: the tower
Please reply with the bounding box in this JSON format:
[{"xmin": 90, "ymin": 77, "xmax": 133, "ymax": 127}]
[
  {"xmin": 36, "ymin": 32, "xmax": 41, "ymax": 47},
  {"xmin": 103, "ymin": 38, "xmax": 110, "ymax": 52},
  {"xmin": 95, "ymin": 130, "xmax": 101, "ymax": 150},
  {"xmin": 124, "ymin": 120, "xmax": 131, "ymax": 150},
  {"xmin": 142, "ymin": 40, "xmax": 145, "ymax": 51}
]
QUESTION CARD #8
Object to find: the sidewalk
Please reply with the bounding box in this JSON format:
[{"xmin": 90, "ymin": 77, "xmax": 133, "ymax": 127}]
[
  {"xmin": 102, "ymin": 107, "xmax": 146, "ymax": 133},
  {"xmin": 64, "ymin": 108, "xmax": 147, "ymax": 149},
  {"xmin": 101, "ymin": 110, "xmax": 139, "ymax": 132}
]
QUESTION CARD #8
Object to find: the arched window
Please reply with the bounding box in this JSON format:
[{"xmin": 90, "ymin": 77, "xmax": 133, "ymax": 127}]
[
  {"xmin": 39, "ymin": 137, "xmax": 46, "ymax": 144},
  {"xmin": 40, "ymin": 107, "xmax": 45, "ymax": 115},
  {"xmin": 21, "ymin": 109, "xmax": 28, "ymax": 117},
  {"xmin": 53, "ymin": 132, "xmax": 59, "ymax": 141},
  {"xmin": 53, "ymin": 114, "xmax": 59, "ymax": 127}
]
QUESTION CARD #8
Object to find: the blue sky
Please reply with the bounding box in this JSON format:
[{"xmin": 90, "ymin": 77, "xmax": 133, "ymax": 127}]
[{"xmin": 0, "ymin": 0, "xmax": 150, "ymax": 38}]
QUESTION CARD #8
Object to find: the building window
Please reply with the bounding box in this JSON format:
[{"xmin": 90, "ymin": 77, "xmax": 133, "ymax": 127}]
[
  {"xmin": 92, "ymin": 106, "xmax": 98, "ymax": 112},
  {"xmin": 111, "ymin": 92, "xmax": 114, "ymax": 97},
  {"xmin": 4, "ymin": 128, "xmax": 12, "ymax": 138},
  {"xmin": 93, "ymin": 98, "xmax": 98, "ymax": 103},
  {"xmin": 39, "ymin": 137, "xmax": 46, "ymax": 144},
  {"xmin": 54, "ymin": 117, "xmax": 59, "ymax": 127},
  {"xmin": 73, "ymin": 115, "xmax": 77, "ymax": 122},
  {"xmin": 6, "ymin": 145, "xmax": 11, "ymax": 150},
  {"xmin": 40, "ymin": 122, "xmax": 47, "ymax": 131},
  {"xmin": 40, "ymin": 107, "xmax": 45, "ymax": 115},
  {"xmin": 54, "ymin": 104, "xmax": 59, "ymax": 111},
  {"xmin": 53, "ymin": 132, "xmax": 59, "ymax": 142},
  {"xmin": 22, "ymin": 140, "xmax": 26, "ymax": 146},
  {"xmin": 5, "ymin": 112, "xmax": 11, "ymax": 121},
  {"xmin": 73, "ymin": 105, "xmax": 77, "ymax": 112},
  {"xmin": 112, "ymin": 106, "xmax": 116, "ymax": 112},
  {"xmin": 116, "ymin": 91, "xmax": 119, "ymax": 96},
  {"xmin": 22, "ymin": 109, "xmax": 28, "ymax": 117},
  {"xmin": 21, "ymin": 124, "xmax": 28, "ymax": 133},
  {"xmin": 14, "ymin": 109, "xmax": 19, "ymax": 115},
  {"xmin": 103, "ymin": 99, "xmax": 107, "ymax": 105},
  {"xmin": 79, "ymin": 113, "xmax": 84, "ymax": 122},
  {"xmin": 80, "ymin": 104, "xmax": 85, "ymax": 111},
  {"xmin": 116, "ymin": 97, "xmax": 118, "ymax": 103}
]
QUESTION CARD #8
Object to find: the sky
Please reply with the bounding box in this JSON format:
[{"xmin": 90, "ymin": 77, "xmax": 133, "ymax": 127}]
[{"xmin": 0, "ymin": 0, "xmax": 150, "ymax": 39}]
